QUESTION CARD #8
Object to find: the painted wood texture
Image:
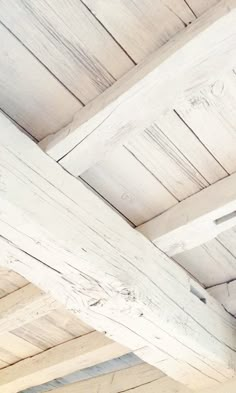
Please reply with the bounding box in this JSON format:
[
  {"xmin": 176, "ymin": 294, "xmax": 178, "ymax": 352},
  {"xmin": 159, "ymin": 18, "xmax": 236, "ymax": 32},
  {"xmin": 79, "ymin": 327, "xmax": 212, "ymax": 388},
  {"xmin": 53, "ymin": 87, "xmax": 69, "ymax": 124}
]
[
  {"xmin": 138, "ymin": 172, "xmax": 236, "ymax": 256},
  {"xmin": 2, "ymin": 115, "xmax": 236, "ymax": 389},
  {"xmin": 0, "ymin": 0, "xmax": 133, "ymax": 105},
  {"xmin": 0, "ymin": 22, "xmax": 81, "ymax": 141},
  {"xmin": 208, "ymin": 280, "xmax": 236, "ymax": 315},
  {"xmin": 82, "ymin": 0, "xmax": 195, "ymax": 62},
  {"xmin": 40, "ymin": 1, "xmax": 236, "ymax": 175},
  {"xmin": 0, "ymin": 331, "xmax": 128, "ymax": 393},
  {"xmin": 0, "ymin": 268, "xmax": 27, "ymax": 299}
]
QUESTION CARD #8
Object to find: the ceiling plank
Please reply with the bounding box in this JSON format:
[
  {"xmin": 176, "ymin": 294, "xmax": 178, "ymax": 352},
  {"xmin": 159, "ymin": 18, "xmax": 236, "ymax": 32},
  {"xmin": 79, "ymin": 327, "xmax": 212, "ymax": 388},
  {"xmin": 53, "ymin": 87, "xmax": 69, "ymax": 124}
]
[
  {"xmin": 39, "ymin": 0, "xmax": 236, "ymax": 174},
  {"xmin": 0, "ymin": 331, "xmax": 128, "ymax": 393},
  {"xmin": 1, "ymin": 114, "xmax": 236, "ymax": 389},
  {"xmin": 138, "ymin": 172, "xmax": 236, "ymax": 256},
  {"xmin": 0, "ymin": 283, "xmax": 58, "ymax": 335}
]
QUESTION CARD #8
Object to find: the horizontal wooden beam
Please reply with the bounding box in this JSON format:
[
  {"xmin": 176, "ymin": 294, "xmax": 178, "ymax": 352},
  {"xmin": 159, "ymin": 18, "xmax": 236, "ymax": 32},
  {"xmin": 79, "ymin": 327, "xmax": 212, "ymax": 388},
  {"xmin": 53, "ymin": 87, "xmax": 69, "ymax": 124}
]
[
  {"xmin": 0, "ymin": 331, "xmax": 128, "ymax": 393},
  {"xmin": 44, "ymin": 363, "xmax": 190, "ymax": 393},
  {"xmin": 39, "ymin": 0, "xmax": 236, "ymax": 175},
  {"xmin": 138, "ymin": 173, "xmax": 236, "ymax": 256},
  {"xmin": 1, "ymin": 114, "xmax": 236, "ymax": 390},
  {"xmin": 0, "ymin": 283, "xmax": 58, "ymax": 335}
]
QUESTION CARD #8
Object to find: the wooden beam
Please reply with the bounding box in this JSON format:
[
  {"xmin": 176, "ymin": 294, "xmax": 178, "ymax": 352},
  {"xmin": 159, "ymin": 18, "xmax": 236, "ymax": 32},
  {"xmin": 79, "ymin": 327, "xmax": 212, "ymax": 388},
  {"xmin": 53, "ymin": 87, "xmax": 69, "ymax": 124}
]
[
  {"xmin": 0, "ymin": 283, "xmax": 58, "ymax": 335},
  {"xmin": 0, "ymin": 331, "xmax": 128, "ymax": 393},
  {"xmin": 1, "ymin": 115, "xmax": 236, "ymax": 389},
  {"xmin": 39, "ymin": 0, "xmax": 236, "ymax": 175},
  {"xmin": 138, "ymin": 173, "xmax": 236, "ymax": 256},
  {"xmin": 41, "ymin": 363, "xmax": 190, "ymax": 393}
]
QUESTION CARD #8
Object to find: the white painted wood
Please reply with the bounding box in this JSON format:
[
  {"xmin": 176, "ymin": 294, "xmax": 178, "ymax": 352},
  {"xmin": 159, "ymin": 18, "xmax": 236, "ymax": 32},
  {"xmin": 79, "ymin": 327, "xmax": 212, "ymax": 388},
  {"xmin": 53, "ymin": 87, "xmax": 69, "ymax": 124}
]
[
  {"xmin": 175, "ymin": 71, "xmax": 236, "ymax": 174},
  {"xmin": 0, "ymin": 331, "xmax": 128, "ymax": 393},
  {"xmin": 0, "ymin": 0, "xmax": 133, "ymax": 105},
  {"xmin": 82, "ymin": 0, "xmax": 195, "ymax": 62},
  {"xmin": 208, "ymin": 280, "xmax": 236, "ymax": 315},
  {"xmin": 0, "ymin": 22, "xmax": 81, "ymax": 141},
  {"xmin": 1, "ymin": 116, "xmax": 236, "ymax": 388},
  {"xmin": 0, "ymin": 283, "xmax": 59, "ymax": 335},
  {"xmin": 125, "ymin": 110, "xmax": 226, "ymax": 200},
  {"xmin": 174, "ymin": 239, "xmax": 236, "ymax": 287},
  {"xmin": 186, "ymin": 0, "xmax": 220, "ymax": 16},
  {"xmin": 40, "ymin": 0, "xmax": 236, "ymax": 174},
  {"xmin": 81, "ymin": 146, "xmax": 177, "ymax": 225},
  {"xmin": 138, "ymin": 172, "xmax": 236, "ymax": 256}
]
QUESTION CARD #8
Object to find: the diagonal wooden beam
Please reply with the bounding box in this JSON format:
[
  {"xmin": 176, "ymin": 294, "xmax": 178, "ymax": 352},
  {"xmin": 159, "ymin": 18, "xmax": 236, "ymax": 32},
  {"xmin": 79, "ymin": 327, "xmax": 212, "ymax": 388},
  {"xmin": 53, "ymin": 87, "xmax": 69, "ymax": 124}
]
[
  {"xmin": 0, "ymin": 283, "xmax": 59, "ymax": 335},
  {"xmin": 0, "ymin": 331, "xmax": 128, "ymax": 393},
  {"xmin": 39, "ymin": 0, "xmax": 236, "ymax": 175},
  {"xmin": 138, "ymin": 172, "xmax": 236, "ymax": 256},
  {"xmin": 1, "ymin": 114, "xmax": 236, "ymax": 389},
  {"xmin": 208, "ymin": 280, "xmax": 236, "ymax": 316}
]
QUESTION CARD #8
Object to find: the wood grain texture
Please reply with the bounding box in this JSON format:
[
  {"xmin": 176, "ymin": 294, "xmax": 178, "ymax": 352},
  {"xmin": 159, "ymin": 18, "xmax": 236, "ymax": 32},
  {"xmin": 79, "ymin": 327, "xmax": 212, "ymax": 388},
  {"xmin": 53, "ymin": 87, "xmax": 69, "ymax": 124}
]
[
  {"xmin": 40, "ymin": 1, "xmax": 236, "ymax": 174},
  {"xmin": 186, "ymin": 0, "xmax": 220, "ymax": 16},
  {"xmin": 82, "ymin": 146, "xmax": 177, "ymax": 225},
  {"xmin": 0, "ymin": 22, "xmax": 81, "ymax": 140},
  {"xmin": 0, "ymin": 333, "xmax": 41, "ymax": 365},
  {"xmin": 138, "ymin": 172, "xmax": 236, "ymax": 256},
  {"xmin": 0, "ymin": 0, "xmax": 133, "ymax": 105},
  {"xmin": 208, "ymin": 280, "xmax": 236, "ymax": 315},
  {"xmin": 0, "ymin": 331, "xmax": 128, "ymax": 393},
  {"xmin": 0, "ymin": 283, "xmax": 59, "ymax": 336},
  {"xmin": 82, "ymin": 0, "xmax": 195, "ymax": 62},
  {"xmin": 175, "ymin": 71, "xmax": 236, "ymax": 174},
  {"xmin": 1, "ymin": 115, "xmax": 236, "ymax": 388},
  {"xmin": 126, "ymin": 110, "xmax": 226, "ymax": 201},
  {"xmin": 0, "ymin": 268, "xmax": 27, "ymax": 299},
  {"xmin": 174, "ymin": 239, "xmax": 236, "ymax": 287}
]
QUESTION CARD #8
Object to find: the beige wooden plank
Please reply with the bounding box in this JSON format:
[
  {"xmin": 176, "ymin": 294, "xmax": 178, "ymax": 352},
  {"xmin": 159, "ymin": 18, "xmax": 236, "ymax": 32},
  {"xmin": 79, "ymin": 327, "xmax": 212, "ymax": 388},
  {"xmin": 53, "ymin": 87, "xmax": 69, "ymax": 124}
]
[
  {"xmin": 0, "ymin": 22, "xmax": 81, "ymax": 140},
  {"xmin": 0, "ymin": 333, "xmax": 41, "ymax": 364},
  {"xmin": 217, "ymin": 225, "xmax": 236, "ymax": 255},
  {"xmin": 0, "ymin": 0, "xmax": 133, "ymax": 105},
  {"xmin": 0, "ymin": 268, "xmax": 28, "ymax": 299},
  {"xmin": 126, "ymin": 110, "xmax": 226, "ymax": 200},
  {"xmin": 138, "ymin": 172, "xmax": 236, "ymax": 256},
  {"xmin": 187, "ymin": 0, "xmax": 220, "ymax": 16},
  {"xmin": 43, "ymin": 309, "xmax": 93, "ymax": 337},
  {"xmin": 174, "ymin": 239, "xmax": 236, "ymax": 287},
  {"xmin": 40, "ymin": 1, "xmax": 236, "ymax": 175},
  {"xmin": 82, "ymin": 146, "xmax": 177, "ymax": 225},
  {"xmin": 82, "ymin": 0, "xmax": 195, "ymax": 62},
  {"xmin": 175, "ymin": 71, "xmax": 236, "ymax": 174},
  {"xmin": 0, "ymin": 283, "xmax": 59, "ymax": 336},
  {"xmin": 0, "ymin": 331, "xmax": 128, "ymax": 393},
  {"xmin": 0, "ymin": 360, "xmax": 9, "ymax": 369},
  {"xmin": 1, "ymin": 115, "xmax": 236, "ymax": 388}
]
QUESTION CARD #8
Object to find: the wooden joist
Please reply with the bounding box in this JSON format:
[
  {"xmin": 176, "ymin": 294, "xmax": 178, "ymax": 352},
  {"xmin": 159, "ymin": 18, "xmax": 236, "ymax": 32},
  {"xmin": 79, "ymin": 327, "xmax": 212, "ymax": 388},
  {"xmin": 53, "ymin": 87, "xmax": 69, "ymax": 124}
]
[
  {"xmin": 1, "ymin": 114, "xmax": 236, "ymax": 389},
  {"xmin": 0, "ymin": 283, "xmax": 58, "ymax": 335},
  {"xmin": 138, "ymin": 173, "xmax": 236, "ymax": 256},
  {"xmin": 39, "ymin": 0, "xmax": 236, "ymax": 175},
  {"xmin": 0, "ymin": 331, "xmax": 128, "ymax": 393}
]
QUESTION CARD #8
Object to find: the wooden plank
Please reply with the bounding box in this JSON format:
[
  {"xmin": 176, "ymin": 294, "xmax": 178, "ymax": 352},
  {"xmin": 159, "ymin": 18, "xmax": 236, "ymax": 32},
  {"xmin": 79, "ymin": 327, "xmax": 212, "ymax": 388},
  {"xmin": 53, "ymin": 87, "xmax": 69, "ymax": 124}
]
[
  {"xmin": 175, "ymin": 71, "xmax": 236, "ymax": 174},
  {"xmin": 138, "ymin": 172, "xmax": 236, "ymax": 256},
  {"xmin": 0, "ymin": 331, "xmax": 128, "ymax": 393},
  {"xmin": 0, "ymin": 0, "xmax": 133, "ymax": 105},
  {"xmin": 125, "ymin": 110, "xmax": 226, "ymax": 200},
  {"xmin": 186, "ymin": 0, "xmax": 220, "ymax": 16},
  {"xmin": 0, "ymin": 268, "xmax": 28, "ymax": 299},
  {"xmin": 36, "ymin": 363, "xmax": 166, "ymax": 393},
  {"xmin": 0, "ymin": 333, "xmax": 42, "ymax": 365},
  {"xmin": 82, "ymin": 146, "xmax": 177, "ymax": 225},
  {"xmin": 0, "ymin": 21, "xmax": 81, "ymax": 140},
  {"xmin": 1, "ymin": 116, "xmax": 236, "ymax": 389},
  {"xmin": 0, "ymin": 283, "xmax": 58, "ymax": 335},
  {"xmin": 208, "ymin": 280, "xmax": 236, "ymax": 315},
  {"xmin": 39, "ymin": 1, "xmax": 236, "ymax": 174},
  {"xmin": 173, "ymin": 239, "xmax": 236, "ymax": 287},
  {"xmin": 82, "ymin": 0, "xmax": 195, "ymax": 62}
]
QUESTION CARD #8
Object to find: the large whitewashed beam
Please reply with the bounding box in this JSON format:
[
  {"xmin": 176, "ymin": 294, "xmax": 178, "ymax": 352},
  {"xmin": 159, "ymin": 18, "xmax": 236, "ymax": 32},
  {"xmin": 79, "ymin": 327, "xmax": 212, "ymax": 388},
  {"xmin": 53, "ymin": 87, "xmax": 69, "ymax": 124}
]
[
  {"xmin": 39, "ymin": 0, "xmax": 236, "ymax": 176},
  {"xmin": 208, "ymin": 281, "xmax": 236, "ymax": 316},
  {"xmin": 138, "ymin": 173, "xmax": 236, "ymax": 256},
  {"xmin": 1, "ymin": 115, "xmax": 236, "ymax": 390}
]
